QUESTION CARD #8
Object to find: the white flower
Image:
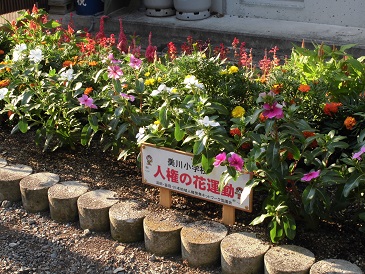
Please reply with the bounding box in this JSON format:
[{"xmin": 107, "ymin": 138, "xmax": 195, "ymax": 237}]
[
  {"xmin": 198, "ymin": 116, "xmax": 220, "ymax": 127},
  {"xmin": 136, "ymin": 127, "xmax": 146, "ymax": 143},
  {"xmin": 60, "ymin": 68, "xmax": 74, "ymax": 81},
  {"xmin": 150, "ymin": 89, "xmax": 161, "ymax": 97},
  {"xmin": 183, "ymin": 75, "xmax": 204, "ymax": 90},
  {"xmin": 195, "ymin": 129, "xmax": 205, "ymax": 138},
  {"xmin": 29, "ymin": 48, "xmax": 43, "ymax": 63},
  {"xmin": 12, "ymin": 43, "xmax": 27, "ymax": 62},
  {"xmin": 151, "ymin": 84, "xmax": 172, "ymax": 96},
  {"xmin": 0, "ymin": 88, "xmax": 8, "ymax": 100}
]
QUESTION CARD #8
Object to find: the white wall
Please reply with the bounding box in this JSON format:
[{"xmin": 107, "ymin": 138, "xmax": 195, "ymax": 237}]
[{"xmin": 224, "ymin": 0, "xmax": 365, "ymax": 27}]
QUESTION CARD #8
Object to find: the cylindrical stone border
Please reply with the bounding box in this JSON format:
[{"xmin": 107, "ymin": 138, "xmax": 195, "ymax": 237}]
[
  {"xmin": 109, "ymin": 200, "xmax": 149, "ymax": 243},
  {"xmin": 0, "ymin": 164, "xmax": 33, "ymax": 202},
  {"xmin": 221, "ymin": 232, "xmax": 271, "ymax": 274},
  {"xmin": 310, "ymin": 259, "xmax": 363, "ymax": 274},
  {"xmin": 20, "ymin": 172, "xmax": 60, "ymax": 213},
  {"xmin": 181, "ymin": 220, "xmax": 228, "ymax": 267},
  {"xmin": 77, "ymin": 189, "xmax": 118, "ymax": 232},
  {"xmin": 48, "ymin": 181, "xmax": 89, "ymax": 223},
  {"xmin": 143, "ymin": 210, "xmax": 187, "ymax": 256},
  {"xmin": 264, "ymin": 245, "xmax": 315, "ymax": 274}
]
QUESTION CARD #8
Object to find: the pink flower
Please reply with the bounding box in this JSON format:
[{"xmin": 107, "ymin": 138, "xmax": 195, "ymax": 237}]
[
  {"xmin": 108, "ymin": 65, "xmax": 123, "ymax": 79},
  {"xmin": 213, "ymin": 152, "xmax": 227, "ymax": 167},
  {"xmin": 228, "ymin": 152, "xmax": 244, "ymax": 172},
  {"xmin": 129, "ymin": 54, "xmax": 142, "ymax": 70},
  {"xmin": 301, "ymin": 170, "xmax": 320, "ymax": 182},
  {"xmin": 262, "ymin": 102, "xmax": 284, "ymax": 119},
  {"xmin": 120, "ymin": 93, "xmax": 135, "ymax": 102},
  {"xmin": 352, "ymin": 146, "xmax": 365, "ymax": 160},
  {"xmin": 78, "ymin": 94, "xmax": 97, "ymax": 109}
]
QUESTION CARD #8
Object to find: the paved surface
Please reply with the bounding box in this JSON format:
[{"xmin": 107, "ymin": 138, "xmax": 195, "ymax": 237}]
[{"xmin": 50, "ymin": 8, "xmax": 365, "ymax": 58}]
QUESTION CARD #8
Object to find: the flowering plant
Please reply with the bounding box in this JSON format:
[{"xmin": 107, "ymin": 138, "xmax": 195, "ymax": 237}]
[{"xmin": 1, "ymin": 8, "xmax": 365, "ymax": 242}]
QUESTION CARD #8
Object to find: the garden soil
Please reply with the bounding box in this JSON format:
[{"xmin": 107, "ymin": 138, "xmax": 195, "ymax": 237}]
[{"xmin": 0, "ymin": 128, "xmax": 364, "ymax": 273}]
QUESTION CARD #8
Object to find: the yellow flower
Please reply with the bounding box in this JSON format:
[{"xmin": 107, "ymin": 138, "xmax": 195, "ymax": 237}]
[
  {"xmin": 145, "ymin": 72, "xmax": 150, "ymax": 77},
  {"xmin": 145, "ymin": 78, "xmax": 155, "ymax": 86},
  {"xmin": 220, "ymin": 70, "xmax": 228, "ymax": 75},
  {"xmin": 171, "ymin": 88, "xmax": 178, "ymax": 93},
  {"xmin": 228, "ymin": 65, "xmax": 239, "ymax": 74},
  {"xmin": 231, "ymin": 106, "xmax": 245, "ymax": 118},
  {"xmin": 154, "ymin": 120, "xmax": 160, "ymax": 125},
  {"xmin": 157, "ymin": 77, "xmax": 162, "ymax": 83}
]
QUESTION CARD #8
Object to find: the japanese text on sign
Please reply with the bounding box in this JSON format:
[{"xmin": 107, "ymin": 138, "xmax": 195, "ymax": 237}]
[{"xmin": 141, "ymin": 144, "xmax": 252, "ymax": 212}]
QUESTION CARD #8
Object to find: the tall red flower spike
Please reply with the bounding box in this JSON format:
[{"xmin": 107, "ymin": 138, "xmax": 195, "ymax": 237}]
[
  {"xmin": 145, "ymin": 32, "xmax": 157, "ymax": 63},
  {"xmin": 117, "ymin": 18, "xmax": 128, "ymax": 54},
  {"xmin": 95, "ymin": 15, "xmax": 108, "ymax": 41}
]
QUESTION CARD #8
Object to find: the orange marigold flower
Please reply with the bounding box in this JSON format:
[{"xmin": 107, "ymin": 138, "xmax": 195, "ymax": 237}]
[
  {"xmin": 298, "ymin": 84, "xmax": 310, "ymax": 92},
  {"xmin": 303, "ymin": 131, "xmax": 318, "ymax": 148},
  {"xmin": 84, "ymin": 87, "xmax": 93, "ymax": 95},
  {"xmin": 89, "ymin": 61, "xmax": 98, "ymax": 66},
  {"xmin": 0, "ymin": 79, "xmax": 10, "ymax": 87},
  {"xmin": 344, "ymin": 116, "xmax": 356, "ymax": 130},
  {"xmin": 0, "ymin": 50, "xmax": 4, "ymax": 55},
  {"xmin": 230, "ymin": 128, "xmax": 241, "ymax": 137},
  {"xmin": 272, "ymin": 83, "xmax": 283, "ymax": 94},
  {"xmin": 62, "ymin": 60, "xmax": 74, "ymax": 67},
  {"xmin": 259, "ymin": 112, "xmax": 267, "ymax": 123},
  {"xmin": 323, "ymin": 102, "xmax": 342, "ymax": 116}
]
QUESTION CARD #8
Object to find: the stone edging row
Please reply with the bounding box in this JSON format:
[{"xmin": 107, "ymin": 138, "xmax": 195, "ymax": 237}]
[{"xmin": 0, "ymin": 159, "xmax": 363, "ymax": 274}]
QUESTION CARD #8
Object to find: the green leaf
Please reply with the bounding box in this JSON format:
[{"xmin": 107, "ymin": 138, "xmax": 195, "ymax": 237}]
[
  {"xmin": 343, "ymin": 173, "xmax": 365, "ymax": 197},
  {"xmin": 201, "ymin": 153, "xmax": 214, "ymax": 174},
  {"xmin": 282, "ymin": 215, "xmax": 296, "ymax": 240},
  {"xmin": 115, "ymin": 123, "xmax": 129, "ymax": 140},
  {"xmin": 193, "ymin": 138, "xmax": 206, "ymax": 155},
  {"xmin": 88, "ymin": 114, "xmax": 99, "ymax": 132},
  {"xmin": 209, "ymin": 102, "xmax": 229, "ymax": 115},
  {"xmin": 250, "ymin": 213, "xmax": 271, "ymax": 225},
  {"xmin": 266, "ymin": 141, "xmax": 280, "ymax": 169},
  {"xmin": 159, "ymin": 106, "xmax": 169, "ymax": 128},
  {"xmin": 21, "ymin": 91, "xmax": 33, "ymax": 105},
  {"xmin": 302, "ymin": 185, "xmax": 316, "ymax": 214},
  {"xmin": 18, "ymin": 118, "xmax": 28, "ymax": 133},
  {"xmin": 174, "ymin": 120, "xmax": 185, "ymax": 141},
  {"xmin": 80, "ymin": 125, "xmax": 93, "ymax": 146}
]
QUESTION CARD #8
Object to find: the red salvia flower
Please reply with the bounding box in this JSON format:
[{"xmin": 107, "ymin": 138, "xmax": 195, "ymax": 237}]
[
  {"xmin": 95, "ymin": 15, "xmax": 108, "ymax": 41},
  {"xmin": 167, "ymin": 42, "xmax": 177, "ymax": 61},
  {"xmin": 145, "ymin": 32, "xmax": 157, "ymax": 63},
  {"xmin": 32, "ymin": 4, "xmax": 38, "ymax": 14},
  {"xmin": 117, "ymin": 18, "xmax": 128, "ymax": 53}
]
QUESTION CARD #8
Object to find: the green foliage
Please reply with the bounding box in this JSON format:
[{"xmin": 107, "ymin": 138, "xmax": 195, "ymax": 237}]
[{"xmin": 1, "ymin": 10, "xmax": 365, "ymax": 243}]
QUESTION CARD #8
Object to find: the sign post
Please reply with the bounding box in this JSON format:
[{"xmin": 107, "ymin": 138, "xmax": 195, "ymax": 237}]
[{"xmin": 141, "ymin": 143, "xmax": 253, "ymax": 225}]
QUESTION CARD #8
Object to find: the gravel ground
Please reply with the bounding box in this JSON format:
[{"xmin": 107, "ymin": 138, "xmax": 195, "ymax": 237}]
[{"xmin": 0, "ymin": 128, "xmax": 364, "ymax": 273}]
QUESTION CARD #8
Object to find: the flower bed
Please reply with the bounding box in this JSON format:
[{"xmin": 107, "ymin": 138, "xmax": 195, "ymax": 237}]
[{"xmin": 0, "ymin": 6, "xmax": 364, "ymax": 243}]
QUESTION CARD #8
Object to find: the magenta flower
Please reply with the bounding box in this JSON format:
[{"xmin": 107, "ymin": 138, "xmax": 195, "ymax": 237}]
[
  {"xmin": 120, "ymin": 93, "xmax": 135, "ymax": 102},
  {"xmin": 301, "ymin": 170, "xmax": 321, "ymax": 182},
  {"xmin": 228, "ymin": 152, "xmax": 244, "ymax": 172},
  {"xmin": 262, "ymin": 102, "xmax": 284, "ymax": 119},
  {"xmin": 78, "ymin": 94, "xmax": 97, "ymax": 109},
  {"xmin": 129, "ymin": 54, "xmax": 142, "ymax": 70},
  {"xmin": 107, "ymin": 65, "xmax": 123, "ymax": 79},
  {"xmin": 213, "ymin": 152, "xmax": 227, "ymax": 167},
  {"xmin": 352, "ymin": 146, "xmax": 365, "ymax": 160}
]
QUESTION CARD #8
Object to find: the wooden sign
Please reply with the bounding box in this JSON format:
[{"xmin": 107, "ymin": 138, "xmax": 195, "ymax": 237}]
[{"xmin": 141, "ymin": 143, "xmax": 253, "ymax": 225}]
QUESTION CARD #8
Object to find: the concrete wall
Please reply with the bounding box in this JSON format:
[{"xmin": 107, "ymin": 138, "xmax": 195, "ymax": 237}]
[{"xmin": 223, "ymin": 0, "xmax": 365, "ymax": 28}]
